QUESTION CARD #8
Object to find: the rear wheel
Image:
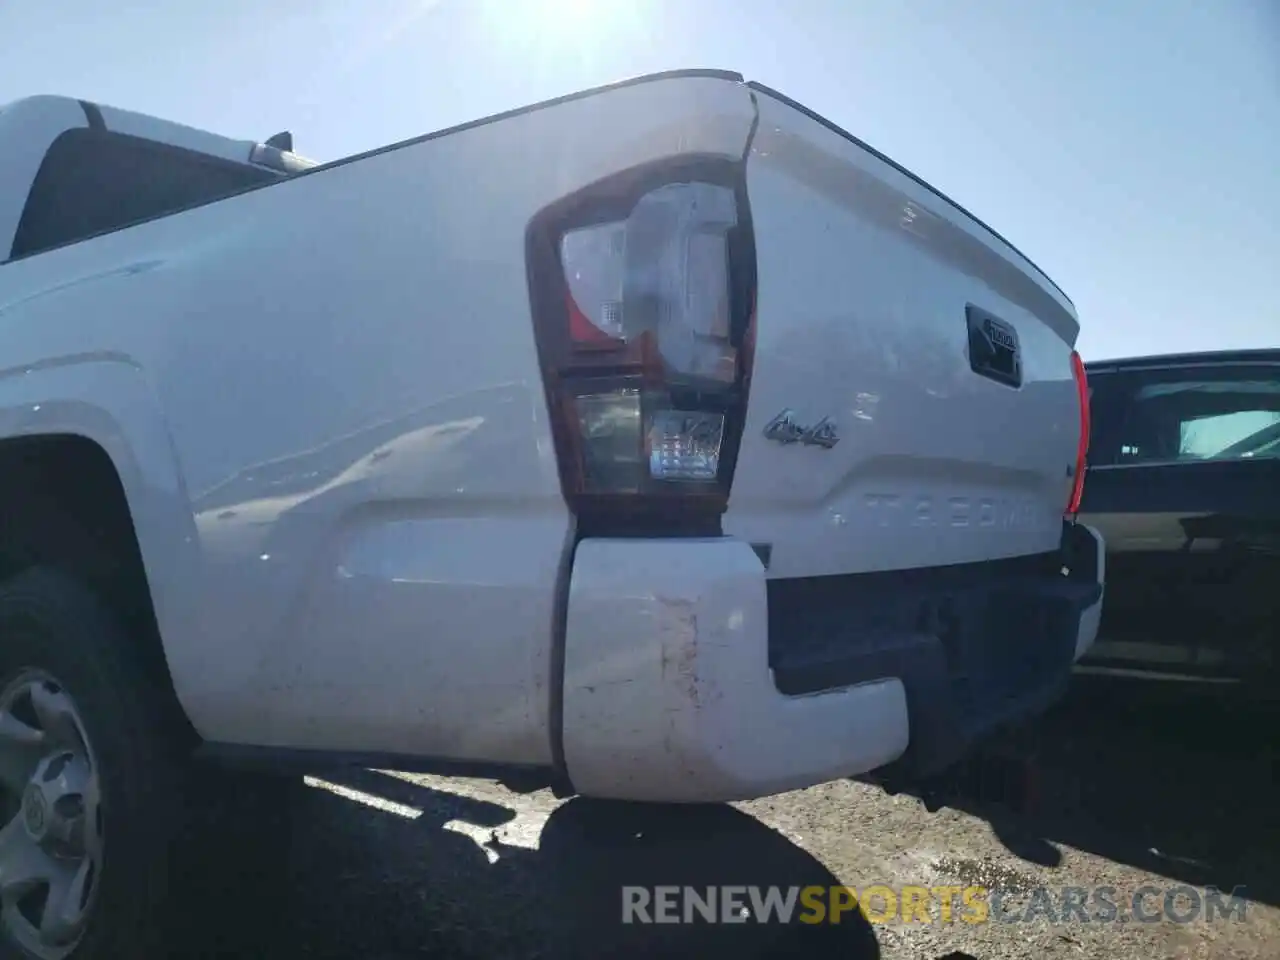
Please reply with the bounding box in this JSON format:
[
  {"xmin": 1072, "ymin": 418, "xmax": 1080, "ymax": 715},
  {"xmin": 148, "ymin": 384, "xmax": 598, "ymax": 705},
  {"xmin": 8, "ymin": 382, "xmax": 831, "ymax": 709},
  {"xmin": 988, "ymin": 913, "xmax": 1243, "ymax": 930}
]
[
  {"xmin": 0, "ymin": 671, "xmax": 103, "ymax": 959},
  {"xmin": 0, "ymin": 568, "xmax": 179, "ymax": 959}
]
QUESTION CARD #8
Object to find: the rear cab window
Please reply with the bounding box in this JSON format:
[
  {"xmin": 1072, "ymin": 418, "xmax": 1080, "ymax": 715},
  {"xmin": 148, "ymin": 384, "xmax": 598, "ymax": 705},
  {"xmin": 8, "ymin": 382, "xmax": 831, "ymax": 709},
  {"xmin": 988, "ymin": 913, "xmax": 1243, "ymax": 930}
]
[
  {"xmin": 1088, "ymin": 360, "xmax": 1280, "ymax": 466},
  {"xmin": 8, "ymin": 127, "xmax": 277, "ymax": 261}
]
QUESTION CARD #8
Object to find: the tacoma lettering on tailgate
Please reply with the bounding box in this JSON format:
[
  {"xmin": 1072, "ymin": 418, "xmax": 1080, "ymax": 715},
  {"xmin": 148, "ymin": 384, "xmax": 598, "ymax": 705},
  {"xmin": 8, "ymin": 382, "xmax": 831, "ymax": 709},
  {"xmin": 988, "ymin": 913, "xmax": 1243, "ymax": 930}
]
[{"xmin": 863, "ymin": 493, "xmax": 1050, "ymax": 531}]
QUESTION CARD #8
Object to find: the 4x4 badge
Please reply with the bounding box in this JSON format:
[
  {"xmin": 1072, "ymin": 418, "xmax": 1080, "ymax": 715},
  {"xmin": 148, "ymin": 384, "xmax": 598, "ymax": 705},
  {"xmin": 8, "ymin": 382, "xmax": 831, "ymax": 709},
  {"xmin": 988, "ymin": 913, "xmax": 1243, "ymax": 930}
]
[{"xmin": 762, "ymin": 410, "xmax": 839, "ymax": 448}]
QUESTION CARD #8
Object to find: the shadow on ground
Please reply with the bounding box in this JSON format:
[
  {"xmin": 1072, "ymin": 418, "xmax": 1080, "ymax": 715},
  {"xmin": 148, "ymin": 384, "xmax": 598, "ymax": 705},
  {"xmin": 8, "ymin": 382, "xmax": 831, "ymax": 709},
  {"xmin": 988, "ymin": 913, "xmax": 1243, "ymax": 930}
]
[
  {"xmin": 156, "ymin": 681, "xmax": 1276, "ymax": 957},
  {"xmin": 166, "ymin": 771, "xmax": 880, "ymax": 959},
  {"xmin": 888, "ymin": 681, "xmax": 1279, "ymax": 908}
]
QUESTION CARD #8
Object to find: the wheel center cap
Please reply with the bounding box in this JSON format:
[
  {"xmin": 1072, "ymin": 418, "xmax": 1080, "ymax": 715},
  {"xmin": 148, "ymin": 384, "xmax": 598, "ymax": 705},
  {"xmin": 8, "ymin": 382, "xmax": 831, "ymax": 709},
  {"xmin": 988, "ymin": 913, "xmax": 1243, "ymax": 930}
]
[{"xmin": 22, "ymin": 785, "xmax": 48, "ymax": 838}]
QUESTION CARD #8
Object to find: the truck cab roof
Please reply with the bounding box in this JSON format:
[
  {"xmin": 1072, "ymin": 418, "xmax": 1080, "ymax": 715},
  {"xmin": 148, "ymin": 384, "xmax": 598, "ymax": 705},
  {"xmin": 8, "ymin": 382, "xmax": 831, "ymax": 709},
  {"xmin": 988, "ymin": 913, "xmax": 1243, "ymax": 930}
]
[
  {"xmin": 1087, "ymin": 347, "xmax": 1280, "ymax": 372},
  {"xmin": 0, "ymin": 94, "xmax": 317, "ymax": 262}
]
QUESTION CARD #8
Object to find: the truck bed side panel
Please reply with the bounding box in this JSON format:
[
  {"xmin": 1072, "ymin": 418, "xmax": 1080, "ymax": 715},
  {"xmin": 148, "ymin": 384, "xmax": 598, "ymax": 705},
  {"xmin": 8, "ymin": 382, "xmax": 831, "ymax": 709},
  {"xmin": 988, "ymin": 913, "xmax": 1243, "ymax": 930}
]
[{"xmin": 0, "ymin": 74, "xmax": 757, "ymax": 763}]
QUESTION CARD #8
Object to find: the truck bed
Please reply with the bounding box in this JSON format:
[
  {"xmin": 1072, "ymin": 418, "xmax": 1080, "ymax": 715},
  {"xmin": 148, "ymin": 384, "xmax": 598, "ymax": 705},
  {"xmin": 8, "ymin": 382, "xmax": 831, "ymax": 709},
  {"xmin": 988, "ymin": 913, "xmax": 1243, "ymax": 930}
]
[{"xmin": 0, "ymin": 70, "xmax": 1086, "ymax": 768}]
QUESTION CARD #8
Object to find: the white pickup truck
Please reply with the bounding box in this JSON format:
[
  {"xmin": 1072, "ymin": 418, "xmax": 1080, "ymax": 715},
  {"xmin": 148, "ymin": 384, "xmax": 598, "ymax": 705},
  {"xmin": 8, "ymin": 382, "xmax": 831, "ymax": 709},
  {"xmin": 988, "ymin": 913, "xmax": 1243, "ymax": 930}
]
[{"xmin": 0, "ymin": 72, "xmax": 1103, "ymax": 957}]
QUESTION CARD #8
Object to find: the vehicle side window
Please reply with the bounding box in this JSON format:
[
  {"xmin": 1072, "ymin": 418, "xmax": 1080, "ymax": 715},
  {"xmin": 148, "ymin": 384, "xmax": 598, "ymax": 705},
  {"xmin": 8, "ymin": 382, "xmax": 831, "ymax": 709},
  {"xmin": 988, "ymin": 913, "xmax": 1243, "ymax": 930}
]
[
  {"xmin": 9, "ymin": 127, "xmax": 275, "ymax": 260},
  {"xmin": 1084, "ymin": 373, "xmax": 1125, "ymax": 467},
  {"xmin": 1100, "ymin": 364, "xmax": 1280, "ymax": 466}
]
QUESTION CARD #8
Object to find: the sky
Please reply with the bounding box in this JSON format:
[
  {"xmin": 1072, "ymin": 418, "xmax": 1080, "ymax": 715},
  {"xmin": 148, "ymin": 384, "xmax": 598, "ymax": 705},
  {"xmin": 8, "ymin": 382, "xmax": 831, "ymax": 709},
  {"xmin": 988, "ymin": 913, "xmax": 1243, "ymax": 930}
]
[{"xmin": 1, "ymin": 0, "xmax": 1276, "ymax": 361}]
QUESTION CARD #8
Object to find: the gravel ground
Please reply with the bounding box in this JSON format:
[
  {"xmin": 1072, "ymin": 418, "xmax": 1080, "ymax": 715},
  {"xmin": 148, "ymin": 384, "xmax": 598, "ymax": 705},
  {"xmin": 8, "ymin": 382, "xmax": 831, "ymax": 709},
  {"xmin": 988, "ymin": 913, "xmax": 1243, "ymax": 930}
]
[{"xmin": 171, "ymin": 682, "xmax": 1277, "ymax": 959}]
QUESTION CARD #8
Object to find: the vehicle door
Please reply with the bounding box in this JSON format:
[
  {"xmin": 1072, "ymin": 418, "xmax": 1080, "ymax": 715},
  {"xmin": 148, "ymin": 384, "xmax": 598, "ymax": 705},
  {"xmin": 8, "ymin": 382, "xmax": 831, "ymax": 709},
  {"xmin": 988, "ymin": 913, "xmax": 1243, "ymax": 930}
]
[{"xmin": 1079, "ymin": 358, "xmax": 1280, "ymax": 683}]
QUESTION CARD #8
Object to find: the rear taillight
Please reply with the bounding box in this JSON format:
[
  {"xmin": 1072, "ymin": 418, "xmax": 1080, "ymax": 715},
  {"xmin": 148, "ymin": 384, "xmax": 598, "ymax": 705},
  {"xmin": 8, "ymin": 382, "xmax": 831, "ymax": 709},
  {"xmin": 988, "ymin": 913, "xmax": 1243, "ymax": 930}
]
[
  {"xmin": 1065, "ymin": 349, "xmax": 1090, "ymax": 516},
  {"xmin": 526, "ymin": 160, "xmax": 755, "ymax": 533}
]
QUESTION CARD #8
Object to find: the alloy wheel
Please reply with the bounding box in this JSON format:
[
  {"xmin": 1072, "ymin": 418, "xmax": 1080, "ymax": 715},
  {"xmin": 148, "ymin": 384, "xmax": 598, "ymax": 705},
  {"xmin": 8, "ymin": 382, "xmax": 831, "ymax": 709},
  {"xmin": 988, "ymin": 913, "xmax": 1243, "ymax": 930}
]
[{"xmin": 0, "ymin": 670, "xmax": 103, "ymax": 959}]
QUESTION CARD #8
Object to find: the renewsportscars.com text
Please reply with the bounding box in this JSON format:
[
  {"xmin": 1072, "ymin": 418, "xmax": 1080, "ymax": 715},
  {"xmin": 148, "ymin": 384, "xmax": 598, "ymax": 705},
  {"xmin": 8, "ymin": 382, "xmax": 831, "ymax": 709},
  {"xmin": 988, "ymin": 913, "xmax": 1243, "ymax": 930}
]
[{"xmin": 621, "ymin": 884, "xmax": 1250, "ymax": 925}]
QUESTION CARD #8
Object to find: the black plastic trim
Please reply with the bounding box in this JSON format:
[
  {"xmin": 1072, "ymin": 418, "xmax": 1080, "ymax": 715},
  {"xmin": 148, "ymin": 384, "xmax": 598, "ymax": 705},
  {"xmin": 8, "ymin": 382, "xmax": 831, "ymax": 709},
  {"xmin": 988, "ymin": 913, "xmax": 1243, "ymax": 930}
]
[
  {"xmin": 77, "ymin": 100, "xmax": 105, "ymax": 131},
  {"xmin": 780, "ymin": 579, "xmax": 1099, "ymax": 778},
  {"xmin": 767, "ymin": 531, "xmax": 1103, "ymax": 778},
  {"xmin": 7, "ymin": 127, "xmax": 277, "ymax": 262},
  {"xmin": 745, "ymin": 81, "xmax": 1074, "ymax": 310}
]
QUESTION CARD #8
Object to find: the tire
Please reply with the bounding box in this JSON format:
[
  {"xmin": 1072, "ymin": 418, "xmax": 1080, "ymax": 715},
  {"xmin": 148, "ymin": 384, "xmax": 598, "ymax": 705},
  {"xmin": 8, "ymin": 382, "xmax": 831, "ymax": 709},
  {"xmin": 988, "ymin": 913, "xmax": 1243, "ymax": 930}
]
[{"xmin": 0, "ymin": 567, "xmax": 182, "ymax": 959}]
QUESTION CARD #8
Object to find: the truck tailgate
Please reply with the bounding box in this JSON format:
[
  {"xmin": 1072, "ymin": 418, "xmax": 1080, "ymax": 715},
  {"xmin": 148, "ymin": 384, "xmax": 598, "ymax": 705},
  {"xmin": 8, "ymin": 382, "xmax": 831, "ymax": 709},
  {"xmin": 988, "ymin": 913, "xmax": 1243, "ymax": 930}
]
[{"xmin": 725, "ymin": 86, "xmax": 1082, "ymax": 579}]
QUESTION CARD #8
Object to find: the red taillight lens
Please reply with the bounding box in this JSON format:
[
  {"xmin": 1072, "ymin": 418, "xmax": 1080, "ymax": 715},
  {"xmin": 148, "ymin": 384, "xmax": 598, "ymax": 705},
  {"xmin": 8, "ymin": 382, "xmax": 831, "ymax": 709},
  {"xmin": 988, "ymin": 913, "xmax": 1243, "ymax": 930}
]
[
  {"xmin": 1065, "ymin": 349, "xmax": 1090, "ymax": 516},
  {"xmin": 527, "ymin": 163, "xmax": 754, "ymax": 531}
]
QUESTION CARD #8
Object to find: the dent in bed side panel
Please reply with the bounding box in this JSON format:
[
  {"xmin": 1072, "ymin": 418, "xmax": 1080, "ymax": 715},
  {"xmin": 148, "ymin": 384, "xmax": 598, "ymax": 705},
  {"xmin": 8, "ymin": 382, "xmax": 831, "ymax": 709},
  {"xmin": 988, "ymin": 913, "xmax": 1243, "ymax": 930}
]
[
  {"xmin": 0, "ymin": 75, "xmax": 757, "ymax": 764},
  {"xmin": 0, "ymin": 359, "xmax": 202, "ymax": 691}
]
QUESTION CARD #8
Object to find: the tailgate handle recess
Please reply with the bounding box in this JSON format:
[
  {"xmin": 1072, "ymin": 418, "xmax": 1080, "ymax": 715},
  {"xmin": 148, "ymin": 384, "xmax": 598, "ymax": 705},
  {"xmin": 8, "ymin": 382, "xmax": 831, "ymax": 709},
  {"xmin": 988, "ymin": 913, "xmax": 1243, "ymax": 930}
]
[{"xmin": 966, "ymin": 304, "xmax": 1022, "ymax": 389}]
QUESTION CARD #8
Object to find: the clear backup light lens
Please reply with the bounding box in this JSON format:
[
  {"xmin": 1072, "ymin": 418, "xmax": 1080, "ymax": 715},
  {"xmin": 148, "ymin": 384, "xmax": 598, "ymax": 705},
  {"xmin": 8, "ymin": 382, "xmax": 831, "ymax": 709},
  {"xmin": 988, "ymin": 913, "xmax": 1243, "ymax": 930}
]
[
  {"xmin": 648, "ymin": 409, "xmax": 725, "ymax": 482},
  {"xmin": 575, "ymin": 390, "xmax": 643, "ymax": 491},
  {"xmin": 574, "ymin": 394, "xmax": 725, "ymax": 489}
]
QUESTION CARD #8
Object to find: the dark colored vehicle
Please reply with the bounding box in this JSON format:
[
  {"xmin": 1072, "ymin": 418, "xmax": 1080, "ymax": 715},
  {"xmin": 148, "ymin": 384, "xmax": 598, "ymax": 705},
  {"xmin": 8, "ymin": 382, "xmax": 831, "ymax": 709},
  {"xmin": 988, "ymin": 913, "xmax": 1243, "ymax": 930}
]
[{"xmin": 1077, "ymin": 348, "xmax": 1280, "ymax": 694}]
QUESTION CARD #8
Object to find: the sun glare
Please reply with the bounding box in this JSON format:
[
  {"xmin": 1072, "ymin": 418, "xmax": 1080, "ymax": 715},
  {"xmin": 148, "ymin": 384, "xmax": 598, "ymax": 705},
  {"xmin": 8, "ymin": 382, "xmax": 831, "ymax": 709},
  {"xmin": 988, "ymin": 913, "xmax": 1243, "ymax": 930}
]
[{"xmin": 483, "ymin": 0, "xmax": 648, "ymax": 56}]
